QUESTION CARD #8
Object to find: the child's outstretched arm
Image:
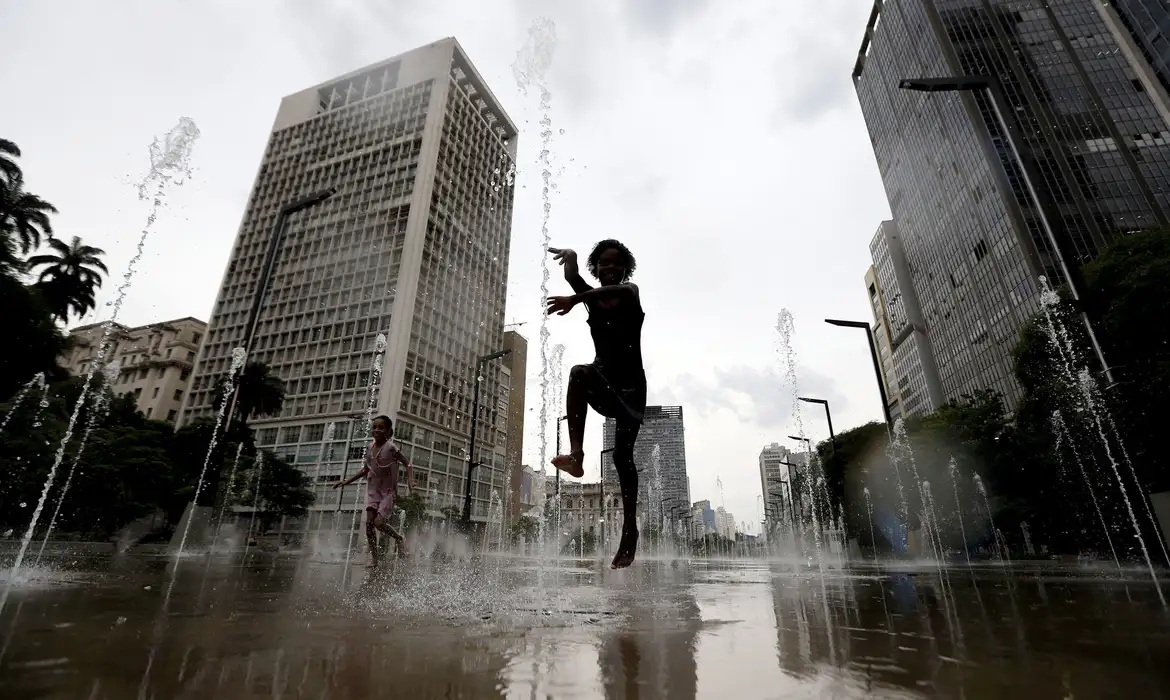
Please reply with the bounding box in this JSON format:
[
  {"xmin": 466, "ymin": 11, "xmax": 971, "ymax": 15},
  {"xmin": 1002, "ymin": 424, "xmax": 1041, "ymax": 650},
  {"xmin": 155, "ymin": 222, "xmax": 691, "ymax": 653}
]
[
  {"xmin": 549, "ymin": 247, "xmax": 593, "ymax": 295},
  {"xmin": 333, "ymin": 466, "xmax": 368, "ymax": 489}
]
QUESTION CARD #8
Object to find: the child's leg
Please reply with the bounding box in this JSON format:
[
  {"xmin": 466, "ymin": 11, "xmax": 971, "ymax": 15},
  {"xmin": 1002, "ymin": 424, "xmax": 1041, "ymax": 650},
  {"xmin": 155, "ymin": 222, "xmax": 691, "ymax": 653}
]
[
  {"xmin": 551, "ymin": 364, "xmax": 590, "ymax": 477},
  {"xmin": 611, "ymin": 420, "xmax": 641, "ymax": 569},
  {"xmin": 364, "ymin": 509, "xmax": 380, "ymax": 566}
]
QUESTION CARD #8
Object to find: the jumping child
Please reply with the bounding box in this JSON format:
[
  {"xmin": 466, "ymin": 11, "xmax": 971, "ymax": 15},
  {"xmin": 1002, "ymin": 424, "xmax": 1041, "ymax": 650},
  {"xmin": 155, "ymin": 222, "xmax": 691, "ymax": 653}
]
[
  {"xmin": 333, "ymin": 414, "xmax": 413, "ymax": 568},
  {"xmin": 545, "ymin": 240, "xmax": 645, "ymax": 569}
]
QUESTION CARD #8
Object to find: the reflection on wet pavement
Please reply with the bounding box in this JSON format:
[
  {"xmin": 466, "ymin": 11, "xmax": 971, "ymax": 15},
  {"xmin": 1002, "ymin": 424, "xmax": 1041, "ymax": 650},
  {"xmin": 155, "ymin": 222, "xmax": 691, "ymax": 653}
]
[{"xmin": 0, "ymin": 551, "xmax": 1168, "ymax": 698}]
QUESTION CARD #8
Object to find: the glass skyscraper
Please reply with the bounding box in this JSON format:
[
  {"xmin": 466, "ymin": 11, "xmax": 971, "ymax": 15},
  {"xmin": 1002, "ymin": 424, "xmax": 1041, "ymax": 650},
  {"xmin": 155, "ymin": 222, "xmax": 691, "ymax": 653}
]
[
  {"xmin": 181, "ymin": 39, "xmax": 518, "ymax": 535},
  {"xmin": 853, "ymin": 0, "xmax": 1170, "ymax": 407}
]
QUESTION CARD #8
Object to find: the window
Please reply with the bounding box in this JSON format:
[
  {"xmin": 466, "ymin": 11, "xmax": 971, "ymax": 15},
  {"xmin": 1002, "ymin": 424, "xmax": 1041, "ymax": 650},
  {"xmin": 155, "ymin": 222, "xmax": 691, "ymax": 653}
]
[
  {"xmin": 192, "ymin": 332, "xmax": 203, "ymax": 345},
  {"xmin": 152, "ymin": 387, "xmax": 160, "ymax": 398},
  {"xmin": 180, "ymin": 369, "xmax": 190, "ymax": 381},
  {"xmin": 173, "ymin": 389, "xmax": 183, "ymax": 401},
  {"xmin": 167, "ymin": 409, "xmax": 177, "ymax": 422}
]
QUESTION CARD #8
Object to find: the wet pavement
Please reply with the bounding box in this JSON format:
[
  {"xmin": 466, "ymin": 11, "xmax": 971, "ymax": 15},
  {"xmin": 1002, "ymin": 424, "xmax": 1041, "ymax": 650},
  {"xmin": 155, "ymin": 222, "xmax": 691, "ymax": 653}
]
[{"xmin": 0, "ymin": 547, "xmax": 1168, "ymax": 699}]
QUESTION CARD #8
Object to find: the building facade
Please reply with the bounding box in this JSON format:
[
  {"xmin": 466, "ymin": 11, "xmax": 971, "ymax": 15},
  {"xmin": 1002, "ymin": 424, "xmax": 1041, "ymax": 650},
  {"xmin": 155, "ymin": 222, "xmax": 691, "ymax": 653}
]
[
  {"xmin": 714, "ymin": 507, "xmax": 737, "ymax": 540},
  {"xmin": 179, "ymin": 39, "xmax": 518, "ymax": 533},
  {"xmin": 63, "ymin": 317, "xmax": 206, "ymax": 423},
  {"xmin": 854, "ymin": 0, "xmax": 1170, "ymax": 408},
  {"xmin": 690, "ymin": 499, "xmax": 716, "ymax": 540},
  {"xmin": 758, "ymin": 443, "xmax": 793, "ymax": 534},
  {"xmin": 503, "ymin": 330, "xmax": 528, "ymax": 524},
  {"xmin": 866, "ymin": 220, "xmax": 944, "ymax": 419},
  {"xmin": 601, "ymin": 406, "xmax": 689, "ymax": 520},
  {"xmin": 557, "ymin": 481, "xmax": 624, "ymax": 544}
]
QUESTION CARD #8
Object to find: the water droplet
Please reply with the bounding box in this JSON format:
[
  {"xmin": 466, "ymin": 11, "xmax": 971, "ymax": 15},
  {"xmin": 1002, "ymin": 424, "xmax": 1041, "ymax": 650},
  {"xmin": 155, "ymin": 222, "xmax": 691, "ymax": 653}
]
[{"xmin": 19, "ymin": 502, "xmax": 27, "ymax": 508}]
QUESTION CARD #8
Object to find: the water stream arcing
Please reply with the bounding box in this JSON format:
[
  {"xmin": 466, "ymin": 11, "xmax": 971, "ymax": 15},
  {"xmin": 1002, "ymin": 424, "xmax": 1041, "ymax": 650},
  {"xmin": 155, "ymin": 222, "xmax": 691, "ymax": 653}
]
[
  {"xmin": 0, "ymin": 372, "xmax": 46, "ymax": 435},
  {"xmin": 3, "ymin": 118, "xmax": 199, "ymax": 598}
]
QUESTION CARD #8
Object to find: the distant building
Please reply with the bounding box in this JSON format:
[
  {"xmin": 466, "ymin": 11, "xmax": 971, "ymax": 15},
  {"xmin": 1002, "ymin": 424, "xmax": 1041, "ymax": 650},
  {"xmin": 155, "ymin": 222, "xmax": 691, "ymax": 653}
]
[
  {"xmin": 759, "ymin": 443, "xmax": 793, "ymax": 535},
  {"xmin": 557, "ymin": 481, "xmax": 623, "ymax": 543},
  {"xmin": 62, "ymin": 317, "xmax": 206, "ymax": 423},
  {"xmin": 690, "ymin": 500, "xmax": 716, "ymax": 540},
  {"xmin": 503, "ymin": 331, "xmax": 528, "ymax": 523},
  {"xmin": 866, "ymin": 221, "xmax": 943, "ymax": 419},
  {"xmin": 714, "ymin": 507, "xmax": 737, "ymax": 540},
  {"xmin": 602, "ymin": 405, "xmax": 689, "ymax": 517}
]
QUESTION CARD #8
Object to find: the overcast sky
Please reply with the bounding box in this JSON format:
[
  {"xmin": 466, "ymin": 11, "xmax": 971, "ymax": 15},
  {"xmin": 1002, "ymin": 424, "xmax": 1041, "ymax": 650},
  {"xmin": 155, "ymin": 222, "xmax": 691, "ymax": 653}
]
[{"xmin": 0, "ymin": 0, "xmax": 892, "ymax": 534}]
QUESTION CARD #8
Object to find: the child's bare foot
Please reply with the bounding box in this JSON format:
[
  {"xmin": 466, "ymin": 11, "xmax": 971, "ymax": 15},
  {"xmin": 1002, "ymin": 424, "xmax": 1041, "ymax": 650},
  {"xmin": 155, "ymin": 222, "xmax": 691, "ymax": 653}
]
[
  {"xmin": 610, "ymin": 526, "xmax": 639, "ymax": 569},
  {"xmin": 551, "ymin": 451, "xmax": 585, "ymax": 478}
]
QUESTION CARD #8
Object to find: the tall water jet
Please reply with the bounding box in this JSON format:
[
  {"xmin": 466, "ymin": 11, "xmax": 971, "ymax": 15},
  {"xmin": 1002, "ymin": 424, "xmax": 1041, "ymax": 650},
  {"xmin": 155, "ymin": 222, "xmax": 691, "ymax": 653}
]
[
  {"xmin": 864, "ymin": 487, "xmax": 879, "ymax": 566},
  {"xmin": 513, "ymin": 17, "xmax": 558, "ymax": 568},
  {"xmin": 5, "ymin": 118, "xmax": 199, "ymax": 588},
  {"xmin": 1038, "ymin": 277, "xmax": 1165, "ymax": 604},
  {"xmin": 775, "ymin": 309, "xmax": 835, "ymax": 664},
  {"xmin": 1052, "ymin": 409, "xmax": 1119, "ymax": 568},
  {"xmin": 948, "ymin": 459, "xmax": 972, "ymax": 567},
  {"xmin": 35, "ymin": 359, "xmax": 121, "ymax": 563},
  {"xmin": 176, "ymin": 346, "xmax": 247, "ymax": 556},
  {"xmin": 0, "ymin": 373, "xmax": 46, "ymax": 435}
]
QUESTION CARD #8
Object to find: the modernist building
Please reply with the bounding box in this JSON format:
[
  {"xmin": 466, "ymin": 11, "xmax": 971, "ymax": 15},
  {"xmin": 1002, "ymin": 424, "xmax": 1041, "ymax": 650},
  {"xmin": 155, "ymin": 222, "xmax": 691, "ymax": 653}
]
[
  {"xmin": 63, "ymin": 317, "xmax": 206, "ymax": 423},
  {"xmin": 601, "ymin": 405, "xmax": 689, "ymax": 521},
  {"xmin": 714, "ymin": 507, "xmax": 737, "ymax": 540},
  {"xmin": 866, "ymin": 220, "xmax": 944, "ymax": 419},
  {"xmin": 759, "ymin": 443, "xmax": 793, "ymax": 534},
  {"xmin": 690, "ymin": 499, "xmax": 716, "ymax": 540},
  {"xmin": 503, "ymin": 330, "xmax": 528, "ymax": 524},
  {"xmin": 556, "ymin": 481, "xmax": 624, "ymax": 545},
  {"xmin": 854, "ymin": 0, "xmax": 1170, "ymax": 408},
  {"xmin": 180, "ymin": 38, "xmax": 518, "ymax": 533}
]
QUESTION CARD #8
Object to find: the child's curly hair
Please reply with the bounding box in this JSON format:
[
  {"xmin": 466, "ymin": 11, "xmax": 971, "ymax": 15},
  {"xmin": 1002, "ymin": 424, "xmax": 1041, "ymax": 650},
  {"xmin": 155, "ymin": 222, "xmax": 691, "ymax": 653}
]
[{"xmin": 586, "ymin": 239, "xmax": 637, "ymax": 282}]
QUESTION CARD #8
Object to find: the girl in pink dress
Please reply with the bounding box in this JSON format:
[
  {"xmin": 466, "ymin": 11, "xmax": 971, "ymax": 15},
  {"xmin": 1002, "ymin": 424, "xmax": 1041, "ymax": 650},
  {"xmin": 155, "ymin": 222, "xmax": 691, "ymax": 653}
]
[{"xmin": 333, "ymin": 415, "xmax": 413, "ymax": 568}]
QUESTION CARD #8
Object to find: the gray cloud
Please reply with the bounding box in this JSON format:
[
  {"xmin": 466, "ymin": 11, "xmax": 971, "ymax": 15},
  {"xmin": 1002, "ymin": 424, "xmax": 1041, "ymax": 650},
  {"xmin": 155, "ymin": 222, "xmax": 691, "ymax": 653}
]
[
  {"xmin": 624, "ymin": 0, "xmax": 710, "ymax": 34},
  {"xmin": 656, "ymin": 363, "xmax": 848, "ymax": 430}
]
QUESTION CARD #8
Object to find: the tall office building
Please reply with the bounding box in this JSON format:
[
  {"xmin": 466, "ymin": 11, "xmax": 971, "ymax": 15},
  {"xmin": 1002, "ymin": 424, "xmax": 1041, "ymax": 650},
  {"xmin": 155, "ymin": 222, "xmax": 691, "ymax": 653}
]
[
  {"xmin": 866, "ymin": 220, "xmax": 944, "ymax": 419},
  {"xmin": 602, "ymin": 406, "xmax": 689, "ymax": 520},
  {"xmin": 181, "ymin": 38, "xmax": 518, "ymax": 533},
  {"xmin": 854, "ymin": 1, "xmax": 1170, "ymax": 408},
  {"xmin": 758, "ymin": 443, "xmax": 792, "ymax": 533},
  {"xmin": 503, "ymin": 330, "xmax": 528, "ymax": 523}
]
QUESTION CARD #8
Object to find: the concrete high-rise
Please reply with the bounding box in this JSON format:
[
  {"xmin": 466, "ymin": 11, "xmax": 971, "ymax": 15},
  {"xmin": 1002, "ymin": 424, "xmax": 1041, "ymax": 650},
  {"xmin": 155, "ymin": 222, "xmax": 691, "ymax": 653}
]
[
  {"xmin": 854, "ymin": 1, "xmax": 1170, "ymax": 408},
  {"xmin": 758, "ymin": 443, "xmax": 792, "ymax": 534},
  {"xmin": 503, "ymin": 330, "xmax": 527, "ymax": 524},
  {"xmin": 865, "ymin": 221, "xmax": 944, "ymax": 419},
  {"xmin": 63, "ymin": 317, "xmax": 206, "ymax": 423},
  {"xmin": 180, "ymin": 39, "xmax": 518, "ymax": 534},
  {"xmin": 602, "ymin": 406, "xmax": 689, "ymax": 520}
]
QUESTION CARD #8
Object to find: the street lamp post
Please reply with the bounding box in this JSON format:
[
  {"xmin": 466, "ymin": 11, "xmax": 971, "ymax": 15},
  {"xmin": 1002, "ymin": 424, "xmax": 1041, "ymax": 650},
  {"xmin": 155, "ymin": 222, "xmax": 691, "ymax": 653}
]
[
  {"xmin": 898, "ymin": 75, "xmax": 1113, "ymax": 385},
  {"xmin": 555, "ymin": 415, "xmax": 568, "ymax": 496},
  {"xmin": 195, "ymin": 188, "xmax": 335, "ymax": 517},
  {"xmin": 798, "ymin": 397, "xmax": 836, "ymax": 450},
  {"xmin": 825, "ymin": 319, "xmax": 894, "ymax": 432},
  {"xmin": 462, "ymin": 348, "xmax": 513, "ymax": 528}
]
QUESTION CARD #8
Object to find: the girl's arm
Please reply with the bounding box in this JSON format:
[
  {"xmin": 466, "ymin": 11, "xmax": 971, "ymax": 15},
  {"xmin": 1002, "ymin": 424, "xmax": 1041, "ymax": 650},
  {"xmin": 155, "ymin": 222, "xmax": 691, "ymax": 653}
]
[{"xmin": 333, "ymin": 466, "xmax": 368, "ymax": 489}]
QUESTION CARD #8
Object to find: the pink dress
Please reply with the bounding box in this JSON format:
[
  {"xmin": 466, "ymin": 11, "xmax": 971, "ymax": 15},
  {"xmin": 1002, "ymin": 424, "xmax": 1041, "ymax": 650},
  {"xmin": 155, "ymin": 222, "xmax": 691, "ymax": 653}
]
[{"xmin": 364, "ymin": 439, "xmax": 408, "ymax": 517}]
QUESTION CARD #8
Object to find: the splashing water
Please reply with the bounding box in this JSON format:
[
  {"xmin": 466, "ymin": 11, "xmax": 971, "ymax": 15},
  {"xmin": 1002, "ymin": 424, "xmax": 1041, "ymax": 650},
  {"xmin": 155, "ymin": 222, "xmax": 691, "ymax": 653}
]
[
  {"xmin": 35, "ymin": 359, "xmax": 121, "ymax": 564},
  {"xmin": 212, "ymin": 442, "xmax": 247, "ymax": 548},
  {"xmin": 513, "ymin": 17, "xmax": 558, "ymax": 572},
  {"xmin": 176, "ymin": 346, "xmax": 246, "ymax": 556},
  {"xmin": 775, "ymin": 309, "xmax": 835, "ymax": 664},
  {"xmin": 923, "ymin": 481, "xmax": 964, "ymax": 649},
  {"xmin": 973, "ymin": 475, "xmax": 1009, "ymax": 576},
  {"xmin": 948, "ymin": 459, "xmax": 972, "ymax": 568},
  {"xmin": 1052, "ymin": 409, "xmax": 1119, "ymax": 570},
  {"xmin": 0, "ymin": 373, "xmax": 46, "ymax": 435},
  {"xmin": 3, "ymin": 118, "xmax": 199, "ymax": 594},
  {"xmin": 863, "ymin": 487, "xmax": 878, "ymax": 567},
  {"xmin": 1038, "ymin": 278, "xmax": 1165, "ymax": 604},
  {"xmin": 245, "ymin": 453, "xmax": 266, "ymax": 544}
]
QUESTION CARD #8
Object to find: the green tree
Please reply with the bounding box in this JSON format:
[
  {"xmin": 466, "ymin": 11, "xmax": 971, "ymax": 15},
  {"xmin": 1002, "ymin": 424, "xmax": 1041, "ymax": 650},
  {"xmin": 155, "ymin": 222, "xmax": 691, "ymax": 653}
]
[
  {"xmin": 213, "ymin": 361, "xmax": 287, "ymax": 428},
  {"xmin": 230, "ymin": 451, "xmax": 314, "ymax": 535},
  {"xmin": 0, "ymin": 138, "xmax": 22, "ymax": 186},
  {"xmin": 0, "ymin": 174, "xmax": 56, "ymax": 268},
  {"xmin": 395, "ymin": 490, "xmax": 429, "ymax": 531},
  {"xmin": 0, "ymin": 274, "xmax": 69, "ymax": 399},
  {"xmin": 27, "ymin": 236, "xmax": 109, "ymax": 322},
  {"xmin": 509, "ymin": 515, "xmax": 540, "ymax": 543}
]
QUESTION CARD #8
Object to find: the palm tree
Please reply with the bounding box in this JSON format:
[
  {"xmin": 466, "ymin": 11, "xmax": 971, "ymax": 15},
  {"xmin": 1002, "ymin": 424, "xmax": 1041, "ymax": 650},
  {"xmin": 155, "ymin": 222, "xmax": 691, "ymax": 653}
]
[
  {"xmin": 0, "ymin": 138, "xmax": 22, "ymax": 186},
  {"xmin": 27, "ymin": 236, "xmax": 109, "ymax": 322},
  {"xmin": 213, "ymin": 361, "xmax": 286, "ymax": 427},
  {"xmin": 0, "ymin": 177, "xmax": 57, "ymax": 260}
]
